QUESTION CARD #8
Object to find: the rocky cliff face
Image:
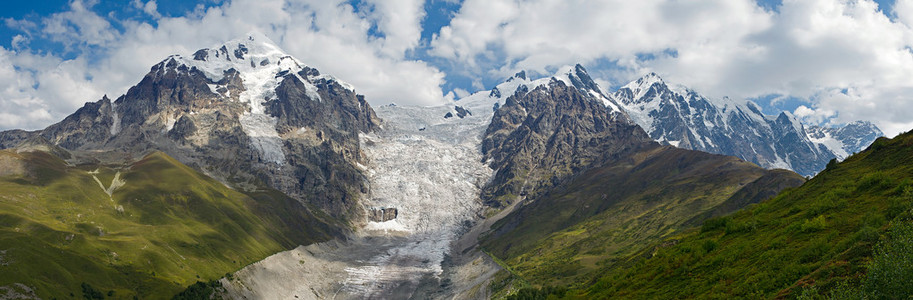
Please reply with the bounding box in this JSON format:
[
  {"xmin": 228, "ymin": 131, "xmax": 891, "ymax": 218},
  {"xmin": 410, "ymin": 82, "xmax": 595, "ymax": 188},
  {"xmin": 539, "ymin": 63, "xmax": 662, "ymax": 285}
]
[
  {"xmin": 0, "ymin": 34, "xmax": 379, "ymax": 221},
  {"xmin": 613, "ymin": 73, "xmax": 883, "ymax": 176},
  {"xmin": 481, "ymin": 77, "xmax": 651, "ymax": 207}
]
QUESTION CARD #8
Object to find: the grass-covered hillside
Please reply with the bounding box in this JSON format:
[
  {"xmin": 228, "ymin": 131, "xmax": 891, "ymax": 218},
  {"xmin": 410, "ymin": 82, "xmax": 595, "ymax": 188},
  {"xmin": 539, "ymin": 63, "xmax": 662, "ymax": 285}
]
[
  {"xmin": 0, "ymin": 149, "xmax": 337, "ymax": 299},
  {"xmin": 480, "ymin": 145, "xmax": 805, "ymax": 297},
  {"xmin": 575, "ymin": 131, "xmax": 913, "ymax": 299}
]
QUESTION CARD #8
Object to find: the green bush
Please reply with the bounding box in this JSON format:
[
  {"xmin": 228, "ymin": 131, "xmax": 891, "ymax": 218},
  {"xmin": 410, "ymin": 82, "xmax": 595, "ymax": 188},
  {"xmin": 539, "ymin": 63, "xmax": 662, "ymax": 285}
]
[
  {"xmin": 825, "ymin": 158, "xmax": 838, "ymax": 170},
  {"xmin": 868, "ymin": 137, "xmax": 889, "ymax": 152},
  {"xmin": 801, "ymin": 216, "xmax": 828, "ymax": 233},
  {"xmin": 857, "ymin": 172, "xmax": 894, "ymax": 192},
  {"xmin": 81, "ymin": 282, "xmax": 104, "ymax": 300},
  {"xmin": 725, "ymin": 220, "xmax": 756, "ymax": 234},
  {"xmin": 172, "ymin": 280, "xmax": 222, "ymax": 300},
  {"xmin": 863, "ymin": 222, "xmax": 913, "ymax": 299},
  {"xmin": 798, "ymin": 239, "xmax": 830, "ymax": 264},
  {"xmin": 827, "ymin": 281, "xmax": 863, "ymax": 299},
  {"xmin": 701, "ymin": 217, "xmax": 730, "ymax": 233},
  {"xmin": 807, "ymin": 191, "xmax": 848, "ymax": 217},
  {"xmin": 853, "ymin": 226, "xmax": 880, "ymax": 244},
  {"xmin": 702, "ymin": 240, "xmax": 719, "ymax": 253}
]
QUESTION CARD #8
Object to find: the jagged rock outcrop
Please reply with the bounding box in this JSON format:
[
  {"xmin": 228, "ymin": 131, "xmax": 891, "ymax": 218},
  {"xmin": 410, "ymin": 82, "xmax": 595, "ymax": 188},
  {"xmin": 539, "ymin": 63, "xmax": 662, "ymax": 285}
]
[{"xmin": 454, "ymin": 106, "xmax": 472, "ymax": 118}]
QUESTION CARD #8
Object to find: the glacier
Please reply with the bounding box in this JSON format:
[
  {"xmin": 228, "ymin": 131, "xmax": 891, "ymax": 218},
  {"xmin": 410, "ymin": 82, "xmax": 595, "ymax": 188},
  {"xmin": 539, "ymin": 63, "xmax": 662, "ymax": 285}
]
[{"xmin": 220, "ymin": 85, "xmax": 506, "ymax": 299}]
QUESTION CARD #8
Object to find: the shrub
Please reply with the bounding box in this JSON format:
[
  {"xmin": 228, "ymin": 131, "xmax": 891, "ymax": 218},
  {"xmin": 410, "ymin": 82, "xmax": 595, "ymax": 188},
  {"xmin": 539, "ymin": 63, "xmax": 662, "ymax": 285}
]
[
  {"xmin": 886, "ymin": 196, "xmax": 913, "ymax": 220},
  {"xmin": 807, "ymin": 191, "xmax": 848, "ymax": 217},
  {"xmin": 868, "ymin": 137, "xmax": 889, "ymax": 152},
  {"xmin": 857, "ymin": 172, "xmax": 893, "ymax": 192},
  {"xmin": 825, "ymin": 158, "xmax": 838, "ymax": 170},
  {"xmin": 702, "ymin": 240, "xmax": 719, "ymax": 253},
  {"xmin": 172, "ymin": 280, "xmax": 222, "ymax": 300},
  {"xmin": 725, "ymin": 220, "xmax": 755, "ymax": 234},
  {"xmin": 863, "ymin": 222, "xmax": 913, "ymax": 299},
  {"xmin": 801, "ymin": 216, "xmax": 827, "ymax": 233},
  {"xmin": 853, "ymin": 226, "xmax": 880, "ymax": 244},
  {"xmin": 798, "ymin": 240, "xmax": 829, "ymax": 264},
  {"xmin": 81, "ymin": 282, "xmax": 104, "ymax": 300},
  {"xmin": 701, "ymin": 217, "xmax": 730, "ymax": 233},
  {"xmin": 827, "ymin": 281, "xmax": 863, "ymax": 299}
]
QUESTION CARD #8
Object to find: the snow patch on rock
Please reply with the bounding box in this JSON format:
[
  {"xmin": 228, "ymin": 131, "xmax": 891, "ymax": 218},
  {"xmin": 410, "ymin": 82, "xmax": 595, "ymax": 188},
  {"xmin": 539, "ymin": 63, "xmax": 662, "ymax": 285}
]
[{"xmin": 166, "ymin": 33, "xmax": 356, "ymax": 165}]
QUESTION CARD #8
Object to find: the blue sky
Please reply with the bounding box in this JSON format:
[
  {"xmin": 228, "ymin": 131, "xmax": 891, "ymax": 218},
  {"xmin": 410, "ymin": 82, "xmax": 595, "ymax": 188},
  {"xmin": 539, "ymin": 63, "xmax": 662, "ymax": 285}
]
[
  {"xmin": 1, "ymin": 1, "xmax": 223, "ymax": 59},
  {"xmin": 2, "ymin": 0, "xmax": 913, "ymax": 136}
]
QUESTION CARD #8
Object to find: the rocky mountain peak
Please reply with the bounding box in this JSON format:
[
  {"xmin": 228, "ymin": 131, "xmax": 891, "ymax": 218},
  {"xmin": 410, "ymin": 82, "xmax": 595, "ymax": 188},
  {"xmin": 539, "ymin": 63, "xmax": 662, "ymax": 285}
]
[
  {"xmin": 564, "ymin": 64, "xmax": 600, "ymax": 94},
  {"xmin": 179, "ymin": 33, "xmax": 302, "ymax": 82},
  {"xmin": 481, "ymin": 79, "xmax": 650, "ymax": 206},
  {"xmin": 510, "ymin": 70, "xmax": 527, "ymax": 81},
  {"xmin": 0, "ymin": 33, "xmax": 381, "ymax": 220},
  {"xmin": 616, "ymin": 72, "xmax": 670, "ymax": 105},
  {"xmin": 478, "ymin": 64, "xmax": 622, "ymax": 111}
]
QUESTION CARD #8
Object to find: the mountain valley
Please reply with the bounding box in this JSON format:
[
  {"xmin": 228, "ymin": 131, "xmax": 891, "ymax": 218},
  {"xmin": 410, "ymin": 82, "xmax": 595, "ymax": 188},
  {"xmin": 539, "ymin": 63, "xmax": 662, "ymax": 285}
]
[{"xmin": 0, "ymin": 35, "xmax": 900, "ymax": 300}]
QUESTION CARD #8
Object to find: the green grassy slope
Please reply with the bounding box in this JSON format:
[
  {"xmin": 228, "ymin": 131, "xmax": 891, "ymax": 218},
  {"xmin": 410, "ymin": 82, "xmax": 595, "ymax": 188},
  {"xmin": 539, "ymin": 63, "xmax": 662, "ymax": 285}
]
[
  {"xmin": 578, "ymin": 132, "xmax": 913, "ymax": 299},
  {"xmin": 480, "ymin": 145, "xmax": 805, "ymax": 294},
  {"xmin": 0, "ymin": 150, "xmax": 336, "ymax": 299}
]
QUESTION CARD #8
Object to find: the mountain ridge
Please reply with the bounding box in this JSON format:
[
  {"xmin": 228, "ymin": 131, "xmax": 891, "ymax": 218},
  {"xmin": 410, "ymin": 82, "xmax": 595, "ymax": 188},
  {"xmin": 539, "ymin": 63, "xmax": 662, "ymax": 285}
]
[
  {"xmin": 460, "ymin": 66, "xmax": 882, "ymax": 176},
  {"xmin": 611, "ymin": 72, "xmax": 883, "ymax": 176}
]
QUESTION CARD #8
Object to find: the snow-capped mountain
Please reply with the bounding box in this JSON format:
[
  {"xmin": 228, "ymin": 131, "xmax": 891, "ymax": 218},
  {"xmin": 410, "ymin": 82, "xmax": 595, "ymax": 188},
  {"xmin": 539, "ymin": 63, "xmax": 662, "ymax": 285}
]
[
  {"xmin": 0, "ymin": 35, "xmax": 884, "ymax": 298},
  {"xmin": 0, "ymin": 33, "xmax": 380, "ymax": 219},
  {"xmin": 612, "ymin": 73, "xmax": 883, "ymax": 176},
  {"xmin": 455, "ymin": 67, "xmax": 882, "ymax": 177}
]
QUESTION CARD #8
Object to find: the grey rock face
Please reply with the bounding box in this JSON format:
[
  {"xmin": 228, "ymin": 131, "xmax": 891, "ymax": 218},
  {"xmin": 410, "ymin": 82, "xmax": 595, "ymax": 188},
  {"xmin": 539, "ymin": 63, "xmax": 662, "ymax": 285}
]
[
  {"xmin": 613, "ymin": 73, "xmax": 883, "ymax": 176},
  {"xmin": 454, "ymin": 106, "xmax": 472, "ymax": 118},
  {"xmin": 38, "ymin": 95, "xmax": 118, "ymax": 150},
  {"xmin": 367, "ymin": 207, "xmax": 398, "ymax": 222},
  {"xmin": 0, "ymin": 129, "xmax": 36, "ymax": 149},
  {"xmin": 443, "ymin": 106, "xmax": 473, "ymax": 119},
  {"xmin": 481, "ymin": 79, "xmax": 652, "ymax": 206}
]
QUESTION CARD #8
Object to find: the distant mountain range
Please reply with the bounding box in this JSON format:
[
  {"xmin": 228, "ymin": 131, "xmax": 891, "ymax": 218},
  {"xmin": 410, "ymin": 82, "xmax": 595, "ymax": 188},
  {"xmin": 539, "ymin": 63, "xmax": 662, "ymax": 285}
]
[
  {"xmin": 468, "ymin": 65, "xmax": 882, "ymax": 176},
  {"xmin": 612, "ymin": 72, "xmax": 882, "ymax": 176}
]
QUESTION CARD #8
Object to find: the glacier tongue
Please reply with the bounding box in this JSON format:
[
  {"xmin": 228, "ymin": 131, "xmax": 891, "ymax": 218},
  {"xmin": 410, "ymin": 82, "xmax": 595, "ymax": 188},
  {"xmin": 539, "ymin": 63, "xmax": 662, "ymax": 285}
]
[
  {"xmin": 360, "ymin": 132, "xmax": 487, "ymax": 235},
  {"xmin": 339, "ymin": 101, "xmax": 494, "ymax": 297}
]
